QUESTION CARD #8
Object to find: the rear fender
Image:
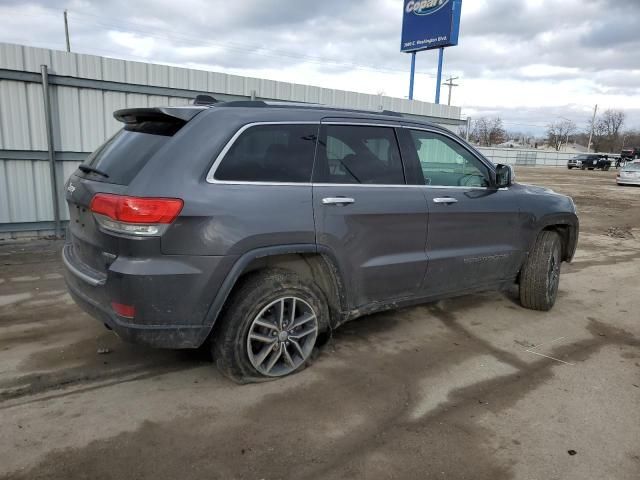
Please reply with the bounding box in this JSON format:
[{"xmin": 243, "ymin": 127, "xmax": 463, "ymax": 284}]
[{"xmin": 200, "ymin": 244, "xmax": 349, "ymax": 342}]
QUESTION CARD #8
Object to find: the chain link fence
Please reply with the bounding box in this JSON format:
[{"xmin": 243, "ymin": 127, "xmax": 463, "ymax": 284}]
[{"xmin": 477, "ymin": 148, "xmax": 581, "ymax": 167}]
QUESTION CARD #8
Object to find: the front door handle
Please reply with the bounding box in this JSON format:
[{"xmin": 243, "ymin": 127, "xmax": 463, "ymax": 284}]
[
  {"xmin": 322, "ymin": 197, "xmax": 355, "ymax": 206},
  {"xmin": 433, "ymin": 197, "xmax": 458, "ymax": 204}
]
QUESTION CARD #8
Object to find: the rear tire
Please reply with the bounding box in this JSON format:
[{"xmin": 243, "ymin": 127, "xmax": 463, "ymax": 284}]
[
  {"xmin": 212, "ymin": 269, "xmax": 329, "ymax": 383},
  {"xmin": 519, "ymin": 231, "xmax": 562, "ymax": 311}
]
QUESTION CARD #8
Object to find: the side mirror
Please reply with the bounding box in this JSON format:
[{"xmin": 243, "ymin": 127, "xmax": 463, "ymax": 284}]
[{"xmin": 495, "ymin": 164, "xmax": 515, "ymax": 188}]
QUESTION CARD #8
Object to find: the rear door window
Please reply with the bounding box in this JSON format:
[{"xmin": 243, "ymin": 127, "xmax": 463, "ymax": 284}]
[
  {"xmin": 214, "ymin": 124, "xmax": 318, "ymax": 183},
  {"xmin": 80, "ymin": 121, "xmax": 181, "ymax": 185},
  {"xmin": 314, "ymin": 125, "xmax": 405, "ymax": 184}
]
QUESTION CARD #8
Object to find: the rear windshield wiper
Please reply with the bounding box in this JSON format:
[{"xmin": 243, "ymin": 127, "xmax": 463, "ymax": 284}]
[{"xmin": 78, "ymin": 165, "xmax": 109, "ymax": 178}]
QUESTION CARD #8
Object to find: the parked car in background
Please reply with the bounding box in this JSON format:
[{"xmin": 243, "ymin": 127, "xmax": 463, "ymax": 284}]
[
  {"xmin": 621, "ymin": 147, "xmax": 640, "ymax": 162},
  {"xmin": 567, "ymin": 154, "xmax": 611, "ymax": 170},
  {"xmin": 62, "ymin": 101, "xmax": 579, "ymax": 382},
  {"xmin": 617, "ymin": 162, "xmax": 640, "ymax": 186}
]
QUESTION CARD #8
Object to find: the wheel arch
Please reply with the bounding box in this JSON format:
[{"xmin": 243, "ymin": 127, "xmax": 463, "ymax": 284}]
[
  {"xmin": 528, "ymin": 214, "xmax": 579, "ymax": 263},
  {"xmin": 201, "ymin": 244, "xmax": 348, "ymax": 343}
]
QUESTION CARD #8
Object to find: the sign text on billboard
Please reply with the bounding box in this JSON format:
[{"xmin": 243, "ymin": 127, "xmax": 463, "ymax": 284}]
[{"xmin": 401, "ymin": 0, "xmax": 462, "ymax": 53}]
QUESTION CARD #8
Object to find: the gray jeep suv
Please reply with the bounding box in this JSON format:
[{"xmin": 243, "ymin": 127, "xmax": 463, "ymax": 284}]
[{"xmin": 63, "ymin": 101, "xmax": 579, "ymax": 382}]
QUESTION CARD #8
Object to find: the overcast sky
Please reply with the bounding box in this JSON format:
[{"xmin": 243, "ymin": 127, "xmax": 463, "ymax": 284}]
[{"xmin": 1, "ymin": 0, "xmax": 639, "ymax": 134}]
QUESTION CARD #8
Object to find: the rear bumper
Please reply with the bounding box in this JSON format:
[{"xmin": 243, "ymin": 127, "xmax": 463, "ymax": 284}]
[
  {"xmin": 62, "ymin": 243, "xmax": 233, "ymax": 349},
  {"xmin": 617, "ymin": 177, "xmax": 640, "ymax": 185},
  {"xmin": 65, "ymin": 280, "xmax": 210, "ymax": 348}
]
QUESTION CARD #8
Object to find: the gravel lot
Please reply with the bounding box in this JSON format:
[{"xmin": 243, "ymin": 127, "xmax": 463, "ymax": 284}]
[{"xmin": 1, "ymin": 167, "xmax": 639, "ymax": 480}]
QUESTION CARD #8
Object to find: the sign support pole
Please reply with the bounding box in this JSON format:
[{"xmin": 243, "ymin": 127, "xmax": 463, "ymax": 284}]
[
  {"xmin": 408, "ymin": 52, "xmax": 416, "ymax": 100},
  {"xmin": 435, "ymin": 47, "xmax": 444, "ymax": 104}
]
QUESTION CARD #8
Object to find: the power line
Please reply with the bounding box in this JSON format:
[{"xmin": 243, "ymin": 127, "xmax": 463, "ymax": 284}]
[{"xmin": 20, "ymin": 10, "xmax": 436, "ymax": 78}]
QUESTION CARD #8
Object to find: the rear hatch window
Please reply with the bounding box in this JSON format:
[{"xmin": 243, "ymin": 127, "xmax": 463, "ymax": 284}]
[
  {"xmin": 78, "ymin": 121, "xmax": 180, "ymax": 185},
  {"xmin": 77, "ymin": 107, "xmax": 204, "ymax": 185}
]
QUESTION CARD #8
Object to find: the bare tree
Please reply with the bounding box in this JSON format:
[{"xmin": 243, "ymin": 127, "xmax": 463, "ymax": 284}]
[
  {"xmin": 587, "ymin": 119, "xmax": 607, "ymax": 152},
  {"xmin": 587, "ymin": 109, "xmax": 626, "ymax": 152},
  {"xmin": 547, "ymin": 119, "xmax": 576, "ymax": 151},
  {"xmin": 488, "ymin": 118, "xmax": 507, "ymax": 146},
  {"xmin": 601, "ymin": 109, "xmax": 625, "ymax": 151},
  {"xmin": 601, "ymin": 109, "xmax": 625, "ymax": 138},
  {"xmin": 621, "ymin": 129, "xmax": 640, "ymax": 151},
  {"xmin": 471, "ymin": 117, "xmax": 506, "ymax": 146},
  {"xmin": 470, "ymin": 117, "xmax": 487, "ymax": 145}
]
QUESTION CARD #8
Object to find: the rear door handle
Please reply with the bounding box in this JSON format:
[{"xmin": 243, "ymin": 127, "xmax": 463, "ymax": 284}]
[
  {"xmin": 322, "ymin": 197, "xmax": 355, "ymax": 206},
  {"xmin": 433, "ymin": 197, "xmax": 458, "ymax": 204}
]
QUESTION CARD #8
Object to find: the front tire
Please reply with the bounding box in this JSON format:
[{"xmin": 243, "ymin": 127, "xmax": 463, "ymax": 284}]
[
  {"xmin": 519, "ymin": 231, "xmax": 562, "ymax": 311},
  {"xmin": 212, "ymin": 269, "xmax": 329, "ymax": 383}
]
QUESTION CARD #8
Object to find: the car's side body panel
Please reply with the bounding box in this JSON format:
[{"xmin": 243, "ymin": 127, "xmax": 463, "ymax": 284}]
[
  {"xmin": 419, "ymin": 187, "xmax": 523, "ymax": 296},
  {"xmin": 313, "ymin": 183, "xmax": 429, "ymax": 308}
]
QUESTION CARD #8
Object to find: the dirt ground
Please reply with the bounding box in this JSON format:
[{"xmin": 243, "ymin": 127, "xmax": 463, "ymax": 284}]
[{"xmin": 0, "ymin": 166, "xmax": 639, "ymax": 480}]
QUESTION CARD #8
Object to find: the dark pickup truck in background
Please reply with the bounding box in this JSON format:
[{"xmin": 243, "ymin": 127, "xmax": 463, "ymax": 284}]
[
  {"xmin": 567, "ymin": 154, "xmax": 612, "ymax": 170},
  {"xmin": 621, "ymin": 148, "xmax": 640, "ymax": 161}
]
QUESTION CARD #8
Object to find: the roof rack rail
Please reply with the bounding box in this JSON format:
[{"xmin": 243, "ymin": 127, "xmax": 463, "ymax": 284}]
[
  {"xmin": 380, "ymin": 110, "xmax": 403, "ymax": 117},
  {"xmin": 217, "ymin": 100, "xmax": 268, "ymax": 107},
  {"xmin": 212, "ymin": 100, "xmax": 404, "ymax": 117}
]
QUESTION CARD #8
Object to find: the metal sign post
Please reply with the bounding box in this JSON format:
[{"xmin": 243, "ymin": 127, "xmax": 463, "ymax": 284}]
[
  {"xmin": 408, "ymin": 52, "xmax": 417, "ymax": 100},
  {"xmin": 401, "ymin": 0, "xmax": 462, "ymax": 102},
  {"xmin": 435, "ymin": 47, "xmax": 444, "ymax": 104}
]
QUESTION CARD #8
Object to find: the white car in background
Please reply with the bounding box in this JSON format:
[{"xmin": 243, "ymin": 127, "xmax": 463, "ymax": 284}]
[{"xmin": 617, "ymin": 162, "xmax": 640, "ymax": 186}]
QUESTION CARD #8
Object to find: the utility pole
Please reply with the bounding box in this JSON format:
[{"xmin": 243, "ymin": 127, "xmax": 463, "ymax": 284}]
[
  {"xmin": 64, "ymin": 10, "xmax": 71, "ymax": 52},
  {"xmin": 443, "ymin": 76, "xmax": 459, "ymax": 106},
  {"xmin": 465, "ymin": 117, "xmax": 471, "ymax": 142},
  {"xmin": 587, "ymin": 104, "xmax": 598, "ymax": 152}
]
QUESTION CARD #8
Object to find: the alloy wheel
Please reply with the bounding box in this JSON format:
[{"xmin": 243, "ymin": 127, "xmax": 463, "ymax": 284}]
[{"xmin": 246, "ymin": 296, "xmax": 318, "ymax": 377}]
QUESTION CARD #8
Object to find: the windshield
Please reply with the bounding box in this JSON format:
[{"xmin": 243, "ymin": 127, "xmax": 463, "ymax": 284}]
[{"xmin": 623, "ymin": 163, "xmax": 640, "ymax": 171}]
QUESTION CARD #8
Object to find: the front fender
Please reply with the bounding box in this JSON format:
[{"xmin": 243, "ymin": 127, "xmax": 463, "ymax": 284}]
[{"xmin": 529, "ymin": 213, "xmax": 579, "ymax": 262}]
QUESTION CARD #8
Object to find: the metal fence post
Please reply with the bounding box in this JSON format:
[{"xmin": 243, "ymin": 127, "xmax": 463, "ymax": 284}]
[{"xmin": 40, "ymin": 64, "xmax": 61, "ymax": 238}]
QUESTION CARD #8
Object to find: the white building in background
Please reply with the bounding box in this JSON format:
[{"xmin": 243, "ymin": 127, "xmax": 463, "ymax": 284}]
[{"xmin": 0, "ymin": 42, "xmax": 463, "ymax": 237}]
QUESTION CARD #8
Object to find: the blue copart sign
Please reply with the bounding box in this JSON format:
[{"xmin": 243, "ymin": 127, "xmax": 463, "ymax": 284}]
[{"xmin": 401, "ymin": 0, "xmax": 462, "ymax": 52}]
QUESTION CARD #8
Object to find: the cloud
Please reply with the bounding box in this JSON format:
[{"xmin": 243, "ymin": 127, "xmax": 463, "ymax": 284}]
[{"xmin": 0, "ymin": 0, "xmax": 639, "ymax": 132}]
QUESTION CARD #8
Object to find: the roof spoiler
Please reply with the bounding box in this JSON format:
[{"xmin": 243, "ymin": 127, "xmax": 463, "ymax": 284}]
[
  {"xmin": 193, "ymin": 94, "xmax": 219, "ymax": 105},
  {"xmin": 114, "ymin": 107, "xmax": 205, "ymax": 124}
]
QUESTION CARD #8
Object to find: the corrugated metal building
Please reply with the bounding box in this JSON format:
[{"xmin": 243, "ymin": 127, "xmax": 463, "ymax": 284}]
[{"xmin": 0, "ymin": 42, "xmax": 463, "ymax": 238}]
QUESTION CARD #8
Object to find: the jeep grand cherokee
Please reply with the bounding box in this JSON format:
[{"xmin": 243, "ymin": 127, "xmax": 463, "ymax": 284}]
[{"xmin": 63, "ymin": 101, "xmax": 579, "ymax": 382}]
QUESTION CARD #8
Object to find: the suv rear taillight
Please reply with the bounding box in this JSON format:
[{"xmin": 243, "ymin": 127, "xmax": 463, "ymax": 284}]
[{"xmin": 90, "ymin": 194, "xmax": 183, "ymax": 236}]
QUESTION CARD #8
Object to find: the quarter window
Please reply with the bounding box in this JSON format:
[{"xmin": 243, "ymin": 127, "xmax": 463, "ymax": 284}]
[
  {"xmin": 314, "ymin": 125, "xmax": 405, "ymax": 184},
  {"xmin": 409, "ymin": 130, "xmax": 490, "ymax": 188},
  {"xmin": 214, "ymin": 124, "xmax": 318, "ymax": 183}
]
